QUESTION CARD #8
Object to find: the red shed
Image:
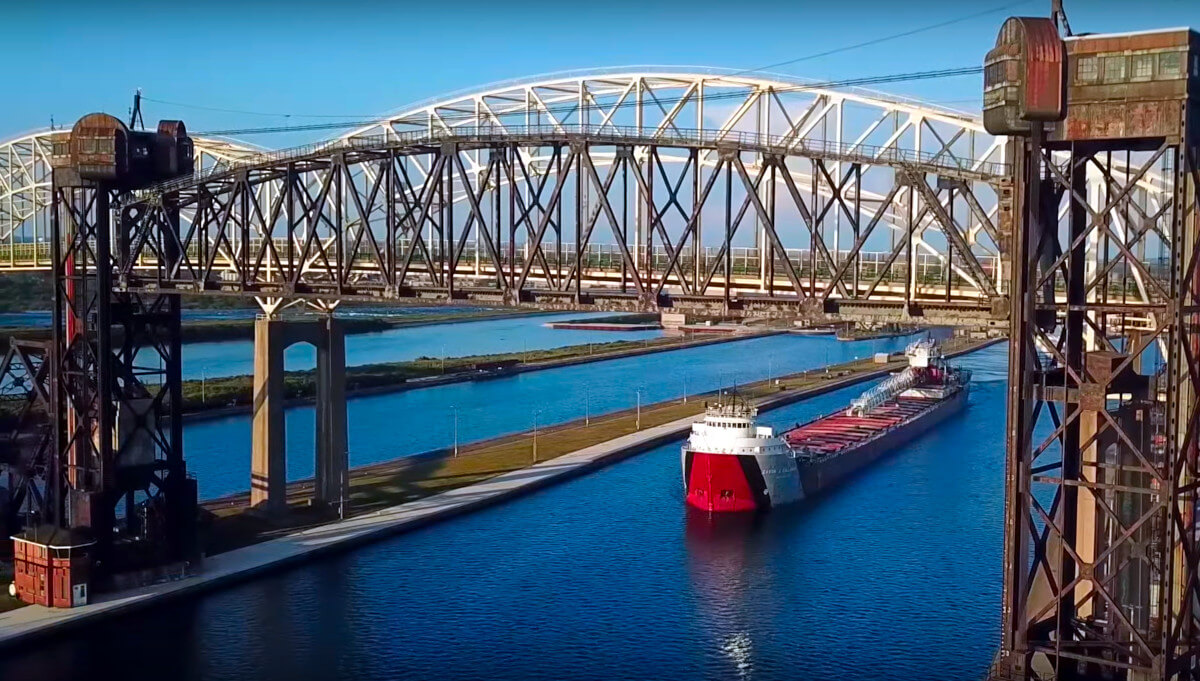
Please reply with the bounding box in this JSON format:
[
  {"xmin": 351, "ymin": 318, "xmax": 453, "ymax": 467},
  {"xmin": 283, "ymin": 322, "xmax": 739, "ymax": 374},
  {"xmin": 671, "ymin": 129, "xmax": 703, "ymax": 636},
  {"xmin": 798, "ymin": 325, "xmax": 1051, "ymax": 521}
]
[{"xmin": 11, "ymin": 526, "xmax": 95, "ymax": 608}]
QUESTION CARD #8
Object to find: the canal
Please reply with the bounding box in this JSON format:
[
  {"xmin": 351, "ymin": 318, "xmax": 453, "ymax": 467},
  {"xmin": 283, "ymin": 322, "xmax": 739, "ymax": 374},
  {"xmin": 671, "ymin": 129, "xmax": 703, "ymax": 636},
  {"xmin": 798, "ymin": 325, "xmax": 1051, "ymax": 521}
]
[
  {"xmin": 186, "ymin": 330, "xmax": 936, "ymax": 498},
  {"xmin": 181, "ymin": 311, "xmax": 665, "ymax": 379},
  {"xmin": 0, "ymin": 342, "xmax": 1008, "ymax": 680}
]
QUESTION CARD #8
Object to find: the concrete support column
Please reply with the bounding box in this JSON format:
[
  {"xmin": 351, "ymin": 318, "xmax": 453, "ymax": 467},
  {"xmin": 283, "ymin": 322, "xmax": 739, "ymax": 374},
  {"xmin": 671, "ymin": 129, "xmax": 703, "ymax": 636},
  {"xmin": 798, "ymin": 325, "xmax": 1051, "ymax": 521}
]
[
  {"xmin": 315, "ymin": 317, "xmax": 348, "ymax": 506},
  {"xmin": 251, "ymin": 317, "xmax": 287, "ymax": 512},
  {"xmin": 250, "ymin": 315, "xmax": 348, "ymax": 513}
]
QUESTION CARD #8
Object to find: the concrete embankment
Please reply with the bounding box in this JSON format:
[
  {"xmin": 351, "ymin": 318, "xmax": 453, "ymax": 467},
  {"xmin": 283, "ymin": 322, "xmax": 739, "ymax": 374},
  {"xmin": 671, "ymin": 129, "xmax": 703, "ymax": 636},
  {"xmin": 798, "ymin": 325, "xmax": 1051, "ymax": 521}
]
[{"xmin": 0, "ymin": 337, "xmax": 1001, "ymax": 649}]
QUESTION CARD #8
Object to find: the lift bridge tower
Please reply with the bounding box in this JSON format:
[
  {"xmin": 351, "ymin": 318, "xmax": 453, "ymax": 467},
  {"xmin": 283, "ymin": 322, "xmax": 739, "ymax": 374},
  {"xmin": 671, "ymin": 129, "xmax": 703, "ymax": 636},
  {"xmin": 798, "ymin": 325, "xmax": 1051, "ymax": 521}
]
[
  {"xmin": 987, "ymin": 15, "xmax": 1200, "ymax": 681},
  {"xmin": 9, "ymin": 114, "xmax": 199, "ymax": 606}
]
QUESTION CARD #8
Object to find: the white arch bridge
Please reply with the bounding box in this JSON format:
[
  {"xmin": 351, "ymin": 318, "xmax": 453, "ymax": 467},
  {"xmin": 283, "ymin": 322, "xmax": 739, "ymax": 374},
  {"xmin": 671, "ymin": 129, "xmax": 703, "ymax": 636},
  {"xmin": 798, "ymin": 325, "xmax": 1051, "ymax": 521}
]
[{"xmin": 1, "ymin": 68, "xmax": 1174, "ymax": 325}]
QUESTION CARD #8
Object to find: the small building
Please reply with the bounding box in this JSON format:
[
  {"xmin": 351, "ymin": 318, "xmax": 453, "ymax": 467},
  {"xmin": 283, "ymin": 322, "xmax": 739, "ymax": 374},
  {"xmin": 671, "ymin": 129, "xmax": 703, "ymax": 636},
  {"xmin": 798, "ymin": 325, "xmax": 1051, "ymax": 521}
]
[
  {"xmin": 660, "ymin": 312, "xmax": 690, "ymax": 330},
  {"xmin": 11, "ymin": 526, "xmax": 95, "ymax": 608}
]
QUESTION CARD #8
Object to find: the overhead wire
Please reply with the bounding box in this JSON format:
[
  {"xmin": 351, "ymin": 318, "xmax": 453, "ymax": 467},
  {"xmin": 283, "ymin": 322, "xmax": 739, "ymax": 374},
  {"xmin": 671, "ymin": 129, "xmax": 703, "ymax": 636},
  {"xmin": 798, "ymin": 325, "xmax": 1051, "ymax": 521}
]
[
  {"xmin": 139, "ymin": 96, "xmax": 376, "ymax": 119},
  {"xmin": 192, "ymin": 65, "xmax": 984, "ymax": 137},
  {"xmin": 727, "ymin": 0, "xmax": 1035, "ymax": 76}
]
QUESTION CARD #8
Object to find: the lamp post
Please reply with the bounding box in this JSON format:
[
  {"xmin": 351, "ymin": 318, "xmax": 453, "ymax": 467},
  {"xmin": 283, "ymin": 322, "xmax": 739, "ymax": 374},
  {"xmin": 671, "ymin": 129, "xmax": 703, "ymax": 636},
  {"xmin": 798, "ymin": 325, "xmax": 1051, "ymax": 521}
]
[
  {"xmin": 682, "ymin": 372, "xmax": 688, "ymax": 404},
  {"xmin": 339, "ymin": 467, "xmax": 346, "ymax": 521},
  {"xmin": 584, "ymin": 386, "xmax": 590, "ymax": 426},
  {"xmin": 635, "ymin": 388, "xmax": 643, "ymax": 430},
  {"xmin": 532, "ymin": 409, "xmax": 542, "ymax": 462},
  {"xmin": 451, "ymin": 404, "xmax": 459, "ymax": 457}
]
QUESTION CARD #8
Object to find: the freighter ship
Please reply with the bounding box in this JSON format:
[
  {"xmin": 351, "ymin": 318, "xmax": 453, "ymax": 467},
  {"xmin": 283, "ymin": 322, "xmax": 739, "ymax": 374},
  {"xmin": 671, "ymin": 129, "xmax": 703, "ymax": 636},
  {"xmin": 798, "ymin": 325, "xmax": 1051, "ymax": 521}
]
[{"xmin": 682, "ymin": 339, "xmax": 970, "ymax": 512}]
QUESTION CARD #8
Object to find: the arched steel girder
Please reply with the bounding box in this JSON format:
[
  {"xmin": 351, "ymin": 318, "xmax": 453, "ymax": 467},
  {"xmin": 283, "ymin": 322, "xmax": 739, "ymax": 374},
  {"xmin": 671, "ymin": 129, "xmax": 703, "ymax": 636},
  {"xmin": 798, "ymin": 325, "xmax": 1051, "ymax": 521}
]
[
  {"xmin": 331, "ymin": 67, "xmax": 1169, "ymax": 198},
  {"xmin": 0, "ymin": 67, "xmax": 1170, "ymax": 282}
]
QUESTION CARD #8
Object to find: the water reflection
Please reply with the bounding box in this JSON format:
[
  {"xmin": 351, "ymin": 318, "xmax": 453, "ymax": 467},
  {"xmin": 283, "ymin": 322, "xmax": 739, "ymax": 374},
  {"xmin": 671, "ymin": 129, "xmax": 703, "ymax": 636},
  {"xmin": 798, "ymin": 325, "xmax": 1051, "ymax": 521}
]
[{"xmin": 684, "ymin": 511, "xmax": 773, "ymax": 680}]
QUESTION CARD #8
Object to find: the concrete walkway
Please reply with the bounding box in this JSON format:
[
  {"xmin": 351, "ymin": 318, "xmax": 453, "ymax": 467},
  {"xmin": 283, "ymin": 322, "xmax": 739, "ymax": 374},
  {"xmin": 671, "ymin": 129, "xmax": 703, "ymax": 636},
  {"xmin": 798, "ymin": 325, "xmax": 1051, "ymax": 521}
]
[
  {"xmin": 0, "ymin": 337, "xmax": 1001, "ymax": 649},
  {"xmin": 0, "ymin": 412, "xmax": 698, "ymax": 649}
]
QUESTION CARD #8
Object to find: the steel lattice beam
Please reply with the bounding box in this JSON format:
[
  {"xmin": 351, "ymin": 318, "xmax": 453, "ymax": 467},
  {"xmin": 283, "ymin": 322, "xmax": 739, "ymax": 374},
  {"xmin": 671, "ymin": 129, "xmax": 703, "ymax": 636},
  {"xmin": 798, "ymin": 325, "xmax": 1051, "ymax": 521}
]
[{"xmin": 102, "ymin": 125, "xmax": 1015, "ymax": 326}]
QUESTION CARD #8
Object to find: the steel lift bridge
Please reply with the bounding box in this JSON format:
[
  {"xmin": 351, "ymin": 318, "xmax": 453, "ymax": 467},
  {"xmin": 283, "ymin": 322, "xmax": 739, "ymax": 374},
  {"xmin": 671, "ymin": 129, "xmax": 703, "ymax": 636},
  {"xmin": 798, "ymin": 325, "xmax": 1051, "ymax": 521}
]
[{"xmin": 0, "ymin": 54, "xmax": 1192, "ymax": 680}]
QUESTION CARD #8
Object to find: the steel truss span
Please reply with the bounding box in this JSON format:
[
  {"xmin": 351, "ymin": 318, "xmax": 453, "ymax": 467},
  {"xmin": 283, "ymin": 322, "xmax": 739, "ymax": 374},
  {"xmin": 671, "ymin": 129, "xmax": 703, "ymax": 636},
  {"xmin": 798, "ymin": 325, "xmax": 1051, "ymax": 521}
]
[
  {"xmin": 119, "ymin": 123, "xmax": 1012, "ymax": 323},
  {"xmin": 5, "ymin": 69, "xmax": 1174, "ymax": 325}
]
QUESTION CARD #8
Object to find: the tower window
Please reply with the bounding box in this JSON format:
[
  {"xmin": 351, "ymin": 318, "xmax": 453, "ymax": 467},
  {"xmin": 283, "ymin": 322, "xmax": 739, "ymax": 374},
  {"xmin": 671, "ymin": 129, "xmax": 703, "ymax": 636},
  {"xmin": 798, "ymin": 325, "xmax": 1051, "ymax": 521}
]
[
  {"xmin": 1160, "ymin": 52, "xmax": 1183, "ymax": 78},
  {"xmin": 1076, "ymin": 56, "xmax": 1099, "ymax": 84},
  {"xmin": 1103, "ymin": 55, "xmax": 1127, "ymax": 83},
  {"xmin": 1132, "ymin": 54, "xmax": 1154, "ymax": 81}
]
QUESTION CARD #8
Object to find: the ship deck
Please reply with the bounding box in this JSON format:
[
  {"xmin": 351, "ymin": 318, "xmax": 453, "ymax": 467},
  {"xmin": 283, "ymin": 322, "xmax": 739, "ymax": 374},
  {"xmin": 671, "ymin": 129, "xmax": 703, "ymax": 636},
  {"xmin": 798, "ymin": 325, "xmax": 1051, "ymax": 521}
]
[{"xmin": 782, "ymin": 397, "xmax": 935, "ymax": 457}]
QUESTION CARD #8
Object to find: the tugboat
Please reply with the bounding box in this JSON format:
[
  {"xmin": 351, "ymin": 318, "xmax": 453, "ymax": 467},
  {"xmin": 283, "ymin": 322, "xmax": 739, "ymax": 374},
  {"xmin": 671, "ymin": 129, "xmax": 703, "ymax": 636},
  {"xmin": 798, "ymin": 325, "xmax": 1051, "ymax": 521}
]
[{"xmin": 681, "ymin": 338, "xmax": 971, "ymax": 512}]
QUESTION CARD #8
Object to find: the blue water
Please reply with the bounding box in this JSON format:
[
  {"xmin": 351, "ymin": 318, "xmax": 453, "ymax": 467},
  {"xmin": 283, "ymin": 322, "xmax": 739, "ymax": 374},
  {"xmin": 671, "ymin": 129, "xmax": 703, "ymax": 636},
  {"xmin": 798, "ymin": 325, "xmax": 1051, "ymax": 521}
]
[
  {"xmin": 186, "ymin": 331, "xmax": 940, "ymax": 499},
  {"xmin": 181, "ymin": 311, "xmax": 664, "ymax": 379},
  {"xmin": 0, "ymin": 342, "xmax": 1009, "ymax": 681}
]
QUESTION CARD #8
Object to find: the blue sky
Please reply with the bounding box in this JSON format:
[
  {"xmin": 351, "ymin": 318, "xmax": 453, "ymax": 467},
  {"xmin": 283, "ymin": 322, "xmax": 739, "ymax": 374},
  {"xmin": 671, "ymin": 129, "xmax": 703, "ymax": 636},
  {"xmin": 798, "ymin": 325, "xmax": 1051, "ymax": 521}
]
[{"xmin": 7, "ymin": 0, "xmax": 1200, "ymax": 143}]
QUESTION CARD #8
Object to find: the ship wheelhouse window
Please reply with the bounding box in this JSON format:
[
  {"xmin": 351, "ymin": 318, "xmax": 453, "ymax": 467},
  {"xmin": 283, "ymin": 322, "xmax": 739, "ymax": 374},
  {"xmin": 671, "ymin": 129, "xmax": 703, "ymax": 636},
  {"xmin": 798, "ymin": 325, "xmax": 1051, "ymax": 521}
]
[
  {"xmin": 1076, "ymin": 55, "xmax": 1099, "ymax": 84},
  {"xmin": 1160, "ymin": 52, "xmax": 1183, "ymax": 78},
  {"xmin": 1132, "ymin": 54, "xmax": 1154, "ymax": 81},
  {"xmin": 1103, "ymin": 55, "xmax": 1127, "ymax": 83}
]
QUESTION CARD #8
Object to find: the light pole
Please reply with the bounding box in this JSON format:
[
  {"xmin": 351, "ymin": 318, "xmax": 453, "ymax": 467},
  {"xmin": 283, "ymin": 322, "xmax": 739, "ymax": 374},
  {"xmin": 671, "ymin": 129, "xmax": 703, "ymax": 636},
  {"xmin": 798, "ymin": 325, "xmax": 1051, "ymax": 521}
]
[
  {"xmin": 441, "ymin": 344, "xmax": 446, "ymax": 374},
  {"xmin": 201, "ymin": 367, "xmax": 207, "ymax": 404},
  {"xmin": 682, "ymin": 373, "xmax": 688, "ymax": 404},
  {"xmin": 532, "ymin": 409, "xmax": 542, "ymax": 462},
  {"xmin": 584, "ymin": 386, "xmax": 590, "ymax": 426},
  {"xmin": 339, "ymin": 467, "xmax": 346, "ymax": 521},
  {"xmin": 767, "ymin": 355, "xmax": 774, "ymax": 385},
  {"xmin": 635, "ymin": 388, "xmax": 643, "ymax": 430},
  {"xmin": 451, "ymin": 404, "xmax": 459, "ymax": 457}
]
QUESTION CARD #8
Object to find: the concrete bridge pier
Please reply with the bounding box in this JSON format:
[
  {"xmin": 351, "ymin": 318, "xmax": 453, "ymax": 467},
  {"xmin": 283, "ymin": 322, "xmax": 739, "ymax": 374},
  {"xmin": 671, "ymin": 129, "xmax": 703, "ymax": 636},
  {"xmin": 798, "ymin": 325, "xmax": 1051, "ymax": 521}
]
[{"xmin": 251, "ymin": 316, "xmax": 348, "ymax": 513}]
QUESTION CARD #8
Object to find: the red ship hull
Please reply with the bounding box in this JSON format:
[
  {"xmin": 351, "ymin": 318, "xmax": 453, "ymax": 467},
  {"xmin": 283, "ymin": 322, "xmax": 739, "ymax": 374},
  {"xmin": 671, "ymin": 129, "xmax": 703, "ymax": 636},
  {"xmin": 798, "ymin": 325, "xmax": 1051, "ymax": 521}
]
[
  {"xmin": 683, "ymin": 451, "xmax": 763, "ymax": 512},
  {"xmin": 682, "ymin": 387, "xmax": 968, "ymax": 513}
]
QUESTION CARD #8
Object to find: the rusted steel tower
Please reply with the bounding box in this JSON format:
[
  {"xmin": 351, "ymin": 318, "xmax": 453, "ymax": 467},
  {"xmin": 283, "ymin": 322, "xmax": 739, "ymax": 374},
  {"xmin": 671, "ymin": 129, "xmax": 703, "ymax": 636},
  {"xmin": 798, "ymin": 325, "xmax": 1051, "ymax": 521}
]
[
  {"xmin": 988, "ymin": 15, "xmax": 1200, "ymax": 681},
  {"xmin": 10, "ymin": 114, "xmax": 200, "ymax": 604}
]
